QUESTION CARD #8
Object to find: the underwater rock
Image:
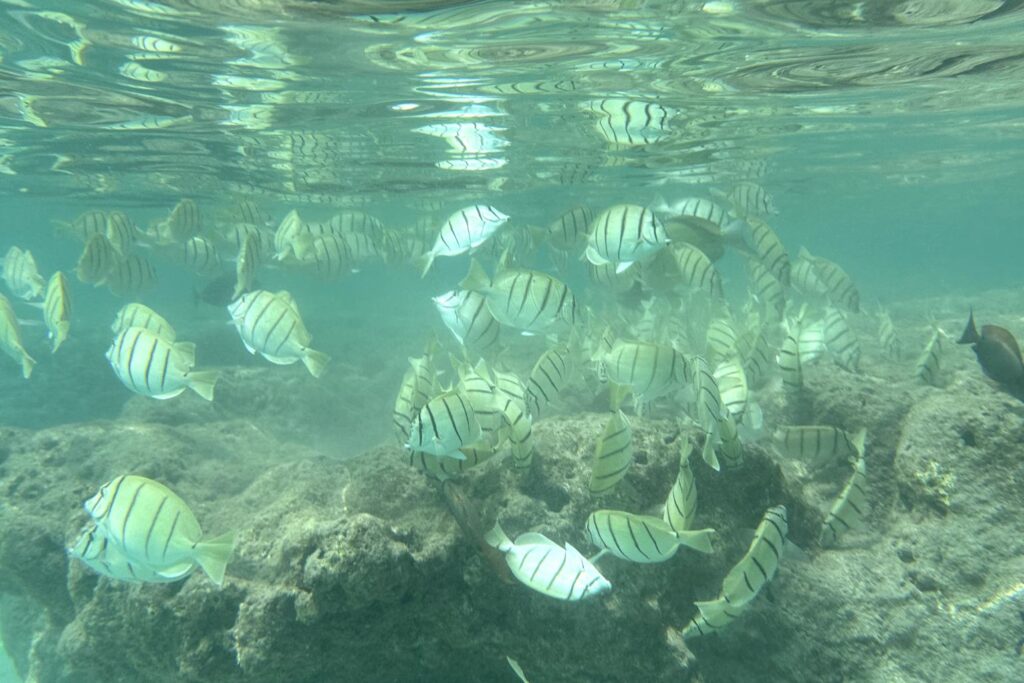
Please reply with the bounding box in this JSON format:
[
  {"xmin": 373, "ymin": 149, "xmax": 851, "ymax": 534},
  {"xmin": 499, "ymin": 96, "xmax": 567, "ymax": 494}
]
[{"xmin": 1, "ymin": 386, "xmax": 1022, "ymax": 682}]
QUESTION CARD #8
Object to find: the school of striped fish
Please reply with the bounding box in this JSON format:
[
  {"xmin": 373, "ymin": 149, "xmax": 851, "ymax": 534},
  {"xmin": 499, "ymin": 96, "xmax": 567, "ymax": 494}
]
[{"xmin": 0, "ymin": 182, "xmax": 967, "ymax": 645}]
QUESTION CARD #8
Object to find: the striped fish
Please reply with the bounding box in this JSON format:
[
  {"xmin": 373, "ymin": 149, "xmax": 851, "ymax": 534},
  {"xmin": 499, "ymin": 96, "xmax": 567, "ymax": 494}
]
[
  {"xmin": 585, "ymin": 204, "xmax": 668, "ymax": 272},
  {"xmin": 585, "ymin": 510, "xmax": 713, "ymax": 563},
  {"xmin": 273, "ymin": 209, "xmax": 304, "ymax": 260},
  {"xmin": 293, "ymin": 233, "xmax": 364, "ymax": 278},
  {"xmin": 546, "ymin": 206, "xmax": 591, "ymax": 251},
  {"xmin": 460, "ymin": 260, "xmax": 578, "ymax": 336},
  {"xmin": 455, "ymin": 359, "xmax": 508, "ymax": 450},
  {"xmin": 56, "ymin": 210, "xmax": 107, "ymax": 242},
  {"xmin": 717, "ymin": 415, "xmax": 744, "ymax": 469},
  {"xmin": 112, "ymin": 303, "xmax": 175, "ymax": 341},
  {"xmin": 692, "ymin": 355, "xmax": 723, "ymax": 471},
  {"xmin": 746, "ymin": 217, "xmax": 790, "ymax": 287},
  {"xmin": 586, "ymin": 259, "xmax": 637, "ymax": 293},
  {"xmin": 823, "ymin": 307, "xmax": 860, "ymax": 372},
  {"xmin": 183, "ymin": 236, "xmax": 221, "ymax": 274},
  {"xmin": 714, "ymin": 359, "xmax": 748, "ymax": 419},
  {"xmin": 106, "ymin": 254, "xmax": 157, "ymax": 297},
  {"xmin": 432, "ymin": 288, "xmax": 501, "ymax": 351},
  {"xmin": 84, "ymin": 475, "xmax": 235, "ymax": 586},
  {"xmin": 584, "ymin": 97, "xmax": 672, "ymax": 147},
  {"xmin": 406, "ymin": 391, "xmax": 482, "ymax": 459},
  {"xmin": 726, "ymin": 182, "xmax": 776, "ymax": 217},
  {"xmin": 0, "ymin": 294, "xmax": 36, "ymax": 379},
  {"xmin": 106, "ymin": 326, "xmax": 218, "ymax": 401},
  {"xmin": 660, "ymin": 196, "xmax": 729, "ymax": 235},
  {"xmin": 799, "ymin": 247, "xmax": 859, "ymax": 313},
  {"xmin": 820, "ymin": 456, "xmax": 869, "ymax": 547},
  {"xmin": 798, "ymin": 316, "xmax": 827, "ymax": 364},
  {"xmin": 499, "ymin": 394, "xmax": 535, "ymax": 469},
  {"xmin": 420, "ymin": 205, "xmax": 509, "ymax": 276},
  {"xmin": 219, "ymin": 223, "xmax": 268, "ymax": 261},
  {"xmin": 742, "ymin": 327, "xmax": 773, "ymax": 390},
  {"xmin": 2, "ymin": 246, "xmax": 45, "ymax": 300},
  {"xmin": 719, "ymin": 505, "xmax": 788, "ymax": 608},
  {"xmin": 671, "ymin": 243, "xmax": 723, "ymax": 299},
  {"xmin": 227, "ymin": 290, "xmax": 330, "ymax": 378},
  {"xmin": 233, "ymin": 232, "xmax": 259, "ymax": 300},
  {"xmin": 747, "ymin": 259, "xmax": 785, "ymax": 320},
  {"xmin": 392, "ymin": 345, "xmax": 439, "ymax": 445},
  {"xmin": 664, "ymin": 442, "xmax": 697, "ymax": 532},
  {"xmin": 232, "ymin": 198, "xmax": 267, "ymax": 226},
  {"xmin": 106, "ymin": 211, "xmax": 139, "ymax": 255},
  {"xmin": 706, "ymin": 318, "xmax": 739, "ymax": 365},
  {"xmin": 777, "ymin": 321, "xmax": 803, "ymax": 390},
  {"xmin": 790, "ymin": 253, "xmax": 826, "ymax": 296},
  {"xmin": 406, "ymin": 444, "xmax": 496, "ymax": 481},
  {"xmin": 154, "ymin": 198, "xmax": 201, "ymax": 245},
  {"xmin": 526, "ymin": 345, "xmax": 571, "ymax": 419},
  {"xmin": 589, "ymin": 410, "xmax": 633, "ymax": 495},
  {"xmin": 915, "ymin": 327, "xmax": 945, "ymax": 386},
  {"xmin": 682, "ymin": 596, "xmax": 744, "ymax": 639},
  {"xmin": 42, "ymin": 271, "xmax": 71, "ymax": 353},
  {"xmin": 69, "ymin": 523, "xmax": 194, "ymax": 584},
  {"xmin": 76, "ymin": 233, "xmax": 116, "ymax": 285},
  {"xmin": 485, "ymin": 523, "xmax": 611, "ymax": 601},
  {"xmin": 773, "ymin": 426, "xmax": 866, "ymax": 464},
  {"xmin": 878, "ymin": 310, "xmax": 901, "ymax": 359},
  {"xmin": 598, "ymin": 340, "xmax": 688, "ymax": 405}
]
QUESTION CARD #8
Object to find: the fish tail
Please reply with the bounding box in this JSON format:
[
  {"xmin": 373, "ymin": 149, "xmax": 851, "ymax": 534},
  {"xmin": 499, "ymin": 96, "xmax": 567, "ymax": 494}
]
[
  {"xmin": 302, "ymin": 348, "xmax": 330, "ymax": 378},
  {"xmin": 675, "ymin": 527, "xmax": 715, "ymax": 554},
  {"xmin": 957, "ymin": 308, "xmax": 980, "ymax": 345},
  {"xmin": 459, "ymin": 258, "xmax": 490, "ymax": 292},
  {"xmin": 21, "ymin": 352, "xmax": 36, "ymax": 379},
  {"xmin": 702, "ymin": 437, "xmax": 721, "ymax": 471},
  {"xmin": 418, "ymin": 251, "xmax": 436, "ymax": 278},
  {"xmin": 187, "ymin": 370, "xmax": 219, "ymax": 401},
  {"xmin": 194, "ymin": 530, "xmax": 235, "ymax": 587},
  {"xmin": 483, "ymin": 521, "xmax": 513, "ymax": 552}
]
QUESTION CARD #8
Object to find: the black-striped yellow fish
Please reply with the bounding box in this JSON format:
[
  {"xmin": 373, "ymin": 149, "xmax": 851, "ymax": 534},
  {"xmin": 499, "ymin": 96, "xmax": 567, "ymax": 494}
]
[
  {"xmin": 76, "ymin": 233, "xmax": 116, "ymax": 285},
  {"xmin": 526, "ymin": 345, "xmax": 571, "ymax": 419},
  {"xmin": 460, "ymin": 259, "xmax": 578, "ymax": 336},
  {"xmin": 2, "ymin": 246, "xmax": 45, "ymax": 300},
  {"xmin": 799, "ymin": 247, "xmax": 860, "ymax": 313},
  {"xmin": 915, "ymin": 327, "xmax": 945, "ymax": 387},
  {"xmin": 589, "ymin": 410, "xmax": 633, "ymax": 495},
  {"xmin": 773, "ymin": 426, "xmax": 866, "ymax": 464},
  {"xmin": 106, "ymin": 211, "xmax": 139, "ymax": 255},
  {"xmin": 106, "ymin": 254, "xmax": 158, "ymax": 297},
  {"xmin": 228, "ymin": 290, "xmax": 330, "ymax": 378},
  {"xmin": 663, "ymin": 442, "xmax": 697, "ymax": 532},
  {"xmin": 182, "ymin": 236, "xmax": 221, "ymax": 274},
  {"xmin": 746, "ymin": 217, "xmax": 790, "ymax": 287},
  {"xmin": 0, "ymin": 293, "xmax": 35, "ymax": 379},
  {"xmin": 106, "ymin": 326, "xmax": 218, "ymax": 401},
  {"xmin": 671, "ymin": 243, "xmax": 723, "ymax": 299},
  {"xmin": 719, "ymin": 505, "xmax": 788, "ymax": 608},
  {"xmin": 823, "ymin": 307, "xmax": 860, "ymax": 372},
  {"xmin": 112, "ymin": 303, "xmax": 175, "ymax": 341},
  {"xmin": 433, "ymin": 288, "xmax": 501, "ymax": 351},
  {"xmin": 485, "ymin": 522, "xmax": 611, "ymax": 601},
  {"xmin": 585, "ymin": 203, "xmax": 668, "ymax": 272},
  {"xmin": 42, "ymin": 271, "xmax": 71, "ymax": 353},
  {"xmin": 820, "ymin": 456, "xmax": 869, "ymax": 547},
  {"xmin": 420, "ymin": 205, "xmax": 509, "ymax": 276},
  {"xmin": 84, "ymin": 475, "xmax": 234, "ymax": 586},
  {"xmin": 585, "ymin": 509, "xmax": 714, "ymax": 563},
  {"xmin": 68, "ymin": 523, "xmax": 195, "ymax": 584},
  {"xmin": 392, "ymin": 342, "xmax": 440, "ymax": 445},
  {"xmin": 406, "ymin": 391, "xmax": 482, "ymax": 460}
]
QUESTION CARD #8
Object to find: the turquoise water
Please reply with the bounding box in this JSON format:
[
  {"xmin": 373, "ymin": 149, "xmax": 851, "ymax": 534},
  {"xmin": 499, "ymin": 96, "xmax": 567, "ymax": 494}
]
[{"xmin": 1, "ymin": 1, "xmax": 1024, "ymax": 682}]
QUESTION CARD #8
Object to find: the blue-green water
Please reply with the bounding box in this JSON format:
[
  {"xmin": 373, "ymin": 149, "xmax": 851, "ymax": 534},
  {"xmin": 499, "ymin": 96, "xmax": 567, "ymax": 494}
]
[{"xmin": 2, "ymin": 1, "xmax": 1024, "ymax": 682}]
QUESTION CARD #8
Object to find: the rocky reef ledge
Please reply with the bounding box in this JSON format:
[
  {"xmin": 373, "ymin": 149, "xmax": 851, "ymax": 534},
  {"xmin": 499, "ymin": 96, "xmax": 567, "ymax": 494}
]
[{"xmin": 1, "ymin": 365, "xmax": 1023, "ymax": 682}]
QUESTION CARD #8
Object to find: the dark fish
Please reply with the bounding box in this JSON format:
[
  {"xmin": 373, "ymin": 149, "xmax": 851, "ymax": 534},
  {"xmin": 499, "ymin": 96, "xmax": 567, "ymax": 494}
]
[
  {"xmin": 440, "ymin": 480, "xmax": 514, "ymax": 584},
  {"xmin": 194, "ymin": 271, "xmax": 256, "ymax": 307},
  {"xmin": 957, "ymin": 309, "xmax": 1024, "ymax": 388}
]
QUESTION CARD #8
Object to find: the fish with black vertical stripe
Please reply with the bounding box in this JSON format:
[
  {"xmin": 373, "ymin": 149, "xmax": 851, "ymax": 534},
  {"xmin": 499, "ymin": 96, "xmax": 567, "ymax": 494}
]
[{"xmin": 106, "ymin": 326, "xmax": 219, "ymax": 400}]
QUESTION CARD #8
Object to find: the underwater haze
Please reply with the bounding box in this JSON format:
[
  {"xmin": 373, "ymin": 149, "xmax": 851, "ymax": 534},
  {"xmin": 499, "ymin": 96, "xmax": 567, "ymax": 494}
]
[{"xmin": 1, "ymin": 1, "xmax": 1023, "ymax": 682}]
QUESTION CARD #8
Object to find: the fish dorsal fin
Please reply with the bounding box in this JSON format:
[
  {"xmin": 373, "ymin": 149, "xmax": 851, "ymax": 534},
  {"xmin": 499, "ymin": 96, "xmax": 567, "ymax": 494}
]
[
  {"xmin": 275, "ymin": 290, "xmax": 297, "ymax": 309},
  {"xmin": 515, "ymin": 532, "xmax": 559, "ymax": 548},
  {"xmin": 957, "ymin": 308, "xmax": 979, "ymax": 345}
]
